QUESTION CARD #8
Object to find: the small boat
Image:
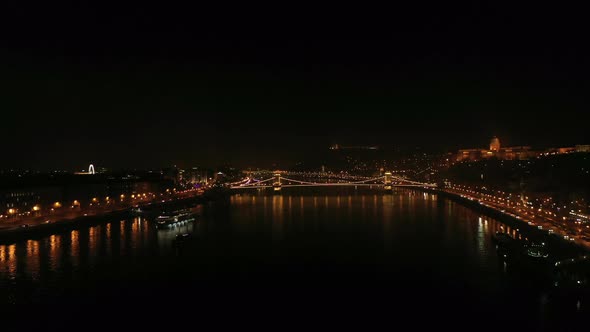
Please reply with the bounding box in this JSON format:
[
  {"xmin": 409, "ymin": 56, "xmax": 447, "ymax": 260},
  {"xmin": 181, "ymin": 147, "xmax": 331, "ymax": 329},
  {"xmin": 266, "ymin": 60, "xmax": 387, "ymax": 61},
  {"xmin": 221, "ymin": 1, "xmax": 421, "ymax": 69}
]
[
  {"xmin": 525, "ymin": 242, "xmax": 549, "ymax": 259},
  {"xmin": 155, "ymin": 209, "xmax": 196, "ymax": 229},
  {"xmin": 131, "ymin": 205, "xmax": 157, "ymax": 217},
  {"xmin": 130, "ymin": 206, "xmax": 144, "ymax": 215}
]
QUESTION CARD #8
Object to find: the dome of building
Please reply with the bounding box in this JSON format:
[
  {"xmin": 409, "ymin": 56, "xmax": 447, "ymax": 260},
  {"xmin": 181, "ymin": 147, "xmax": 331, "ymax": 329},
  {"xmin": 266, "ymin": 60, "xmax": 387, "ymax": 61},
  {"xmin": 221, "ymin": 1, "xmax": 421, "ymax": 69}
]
[{"xmin": 489, "ymin": 137, "xmax": 500, "ymax": 152}]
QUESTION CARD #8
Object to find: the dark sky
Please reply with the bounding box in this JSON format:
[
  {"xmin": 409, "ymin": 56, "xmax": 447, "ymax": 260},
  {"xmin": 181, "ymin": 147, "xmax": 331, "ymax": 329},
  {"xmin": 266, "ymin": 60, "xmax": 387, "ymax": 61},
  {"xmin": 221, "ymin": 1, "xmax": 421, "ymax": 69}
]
[{"xmin": 1, "ymin": 3, "xmax": 589, "ymax": 170}]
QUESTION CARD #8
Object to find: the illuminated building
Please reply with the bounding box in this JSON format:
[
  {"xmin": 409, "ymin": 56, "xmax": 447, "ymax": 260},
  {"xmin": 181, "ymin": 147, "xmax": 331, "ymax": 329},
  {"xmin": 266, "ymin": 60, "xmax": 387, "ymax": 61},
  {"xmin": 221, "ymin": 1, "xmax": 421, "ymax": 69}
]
[
  {"xmin": 2, "ymin": 190, "xmax": 44, "ymax": 217},
  {"xmin": 457, "ymin": 149, "xmax": 487, "ymax": 162},
  {"xmin": 456, "ymin": 137, "xmax": 590, "ymax": 162},
  {"xmin": 186, "ymin": 167, "xmax": 209, "ymax": 184},
  {"xmin": 489, "ymin": 137, "xmax": 500, "ymax": 152},
  {"xmin": 498, "ymin": 146, "xmax": 534, "ymax": 160},
  {"xmin": 456, "ymin": 137, "xmax": 535, "ymax": 161}
]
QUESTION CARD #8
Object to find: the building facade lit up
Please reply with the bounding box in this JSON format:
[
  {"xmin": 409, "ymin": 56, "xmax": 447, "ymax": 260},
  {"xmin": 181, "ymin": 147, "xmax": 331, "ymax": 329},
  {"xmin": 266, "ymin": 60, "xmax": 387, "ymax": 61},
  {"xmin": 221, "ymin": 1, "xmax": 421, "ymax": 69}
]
[{"xmin": 456, "ymin": 137, "xmax": 589, "ymax": 162}]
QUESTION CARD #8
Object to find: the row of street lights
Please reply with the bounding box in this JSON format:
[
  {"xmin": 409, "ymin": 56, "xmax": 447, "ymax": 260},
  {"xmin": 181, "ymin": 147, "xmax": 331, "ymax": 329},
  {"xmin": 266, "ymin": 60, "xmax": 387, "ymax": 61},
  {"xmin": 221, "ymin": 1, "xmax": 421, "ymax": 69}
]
[{"xmin": 1, "ymin": 187, "xmax": 203, "ymax": 221}]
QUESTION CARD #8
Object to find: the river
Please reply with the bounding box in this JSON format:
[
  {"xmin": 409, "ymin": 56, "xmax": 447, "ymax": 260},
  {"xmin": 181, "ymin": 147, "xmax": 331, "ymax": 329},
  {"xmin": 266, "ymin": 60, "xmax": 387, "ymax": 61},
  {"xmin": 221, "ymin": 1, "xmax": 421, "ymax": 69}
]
[{"xmin": 0, "ymin": 189, "xmax": 587, "ymax": 329}]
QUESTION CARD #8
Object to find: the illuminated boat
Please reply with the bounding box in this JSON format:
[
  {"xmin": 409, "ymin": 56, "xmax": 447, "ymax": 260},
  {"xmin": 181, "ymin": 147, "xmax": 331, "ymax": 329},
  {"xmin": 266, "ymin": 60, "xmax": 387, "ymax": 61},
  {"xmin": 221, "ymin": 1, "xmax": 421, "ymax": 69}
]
[
  {"xmin": 131, "ymin": 205, "xmax": 147, "ymax": 216},
  {"xmin": 130, "ymin": 207, "xmax": 141, "ymax": 215},
  {"xmin": 155, "ymin": 209, "xmax": 196, "ymax": 229},
  {"xmin": 525, "ymin": 242, "xmax": 549, "ymax": 259}
]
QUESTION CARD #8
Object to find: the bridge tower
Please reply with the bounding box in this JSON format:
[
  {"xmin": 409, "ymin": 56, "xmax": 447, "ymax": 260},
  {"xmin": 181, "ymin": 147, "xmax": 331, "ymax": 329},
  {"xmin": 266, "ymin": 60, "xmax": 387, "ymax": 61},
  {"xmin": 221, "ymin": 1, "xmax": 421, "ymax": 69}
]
[
  {"xmin": 273, "ymin": 172, "xmax": 282, "ymax": 192},
  {"xmin": 384, "ymin": 171, "xmax": 393, "ymax": 190}
]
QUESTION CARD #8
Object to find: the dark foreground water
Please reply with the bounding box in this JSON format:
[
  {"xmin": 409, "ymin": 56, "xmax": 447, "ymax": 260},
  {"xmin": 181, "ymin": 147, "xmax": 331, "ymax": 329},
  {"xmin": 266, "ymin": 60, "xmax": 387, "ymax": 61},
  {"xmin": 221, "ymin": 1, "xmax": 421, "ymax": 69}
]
[{"xmin": 0, "ymin": 189, "xmax": 588, "ymax": 329}]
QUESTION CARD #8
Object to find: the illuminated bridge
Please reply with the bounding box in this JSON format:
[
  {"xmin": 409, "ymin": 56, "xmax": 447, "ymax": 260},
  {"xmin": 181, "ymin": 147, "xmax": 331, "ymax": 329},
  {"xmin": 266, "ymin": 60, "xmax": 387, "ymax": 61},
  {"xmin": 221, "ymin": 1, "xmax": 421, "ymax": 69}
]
[{"xmin": 229, "ymin": 171, "xmax": 436, "ymax": 192}]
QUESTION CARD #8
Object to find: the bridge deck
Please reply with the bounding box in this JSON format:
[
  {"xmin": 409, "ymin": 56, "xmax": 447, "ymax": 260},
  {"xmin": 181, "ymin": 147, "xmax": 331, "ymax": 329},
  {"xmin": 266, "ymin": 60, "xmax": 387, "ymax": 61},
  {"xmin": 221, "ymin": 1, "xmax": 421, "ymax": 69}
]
[{"xmin": 230, "ymin": 183, "xmax": 435, "ymax": 189}]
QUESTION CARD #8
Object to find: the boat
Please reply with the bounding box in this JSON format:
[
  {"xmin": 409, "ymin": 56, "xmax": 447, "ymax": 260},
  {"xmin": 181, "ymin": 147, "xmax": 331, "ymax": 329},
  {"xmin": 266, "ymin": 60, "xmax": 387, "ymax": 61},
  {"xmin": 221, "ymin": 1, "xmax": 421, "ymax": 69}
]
[
  {"xmin": 155, "ymin": 209, "xmax": 196, "ymax": 229},
  {"xmin": 131, "ymin": 205, "xmax": 146, "ymax": 216},
  {"xmin": 525, "ymin": 242, "xmax": 549, "ymax": 259}
]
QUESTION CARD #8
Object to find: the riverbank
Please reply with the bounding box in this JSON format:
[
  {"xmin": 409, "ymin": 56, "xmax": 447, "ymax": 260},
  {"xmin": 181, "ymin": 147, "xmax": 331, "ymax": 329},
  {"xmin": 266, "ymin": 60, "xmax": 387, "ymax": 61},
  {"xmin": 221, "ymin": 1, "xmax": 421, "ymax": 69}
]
[
  {"xmin": 0, "ymin": 189, "xmax": 230, "ymax": 244},
  {"xmin": 427, "ymin": 187, "xmax": 589, "ymax": 256}
]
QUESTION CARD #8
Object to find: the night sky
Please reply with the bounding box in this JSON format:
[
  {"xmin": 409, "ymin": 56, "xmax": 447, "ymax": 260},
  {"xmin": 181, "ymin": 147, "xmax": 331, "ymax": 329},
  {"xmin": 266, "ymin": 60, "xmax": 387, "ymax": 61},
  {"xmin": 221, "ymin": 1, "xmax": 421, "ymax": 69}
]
[{"xmin": 1, "ymin": 3, "xmax": 588, "ymax": 170}]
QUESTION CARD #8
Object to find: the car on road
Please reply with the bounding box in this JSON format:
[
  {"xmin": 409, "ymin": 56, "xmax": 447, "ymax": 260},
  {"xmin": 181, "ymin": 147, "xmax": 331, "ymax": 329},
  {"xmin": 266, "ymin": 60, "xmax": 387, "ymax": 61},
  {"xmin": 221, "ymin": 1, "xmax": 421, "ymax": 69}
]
[{"xmin": 20, "ymin": 224, "xmax": 30, "ymax": 228}]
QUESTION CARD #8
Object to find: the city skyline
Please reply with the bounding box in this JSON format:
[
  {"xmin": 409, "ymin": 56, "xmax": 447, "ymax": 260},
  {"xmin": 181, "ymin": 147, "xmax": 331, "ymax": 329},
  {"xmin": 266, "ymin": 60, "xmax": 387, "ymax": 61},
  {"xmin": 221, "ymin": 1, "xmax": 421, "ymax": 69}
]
[
  {"xmin": 1, "ymin": 4, "xmax": 589, "ymax": 169},
  {"xmin": 1, "ymin": 135, "xmax": 588, "ymax": 173}
]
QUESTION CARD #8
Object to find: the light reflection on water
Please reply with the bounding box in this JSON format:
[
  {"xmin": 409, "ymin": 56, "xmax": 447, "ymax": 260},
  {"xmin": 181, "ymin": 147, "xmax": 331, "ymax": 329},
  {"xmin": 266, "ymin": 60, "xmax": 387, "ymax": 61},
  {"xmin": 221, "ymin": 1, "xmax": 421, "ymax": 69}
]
[
  {"xmin": 0, "ymin": 206, "xmax": 202, "ymax": 289},
  {"xmin": 71, "ymin": 230, "xmax": 79, "ymax": 270},
  {"xmin": 0, "ymin": 192, "xmax": 535, "ymax": 285},
  {"xmin": 0, "ymin": 189, "xmax": 580, "ymax": 324}
]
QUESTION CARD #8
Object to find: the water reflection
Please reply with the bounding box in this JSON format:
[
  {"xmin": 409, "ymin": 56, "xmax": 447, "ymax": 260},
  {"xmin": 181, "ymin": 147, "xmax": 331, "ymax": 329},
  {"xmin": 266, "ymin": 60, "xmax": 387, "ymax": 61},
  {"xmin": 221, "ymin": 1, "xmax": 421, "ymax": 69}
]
[
  {"xmin": 48, "ymin": 235, "xmax": 61, "ymax": 272},
  {"xmin": 88, "ymin": 226, "xmax": 99, "ymax": 266},
  {"xmin": 71, "ymin": 231, "xmax": 79, "ymax": 269},
  {"xmin": 25, "ymin": 240, "xmax": 40, "ymax": 280},
  {"xmin": 0, "ymin": 189, "xmax": 575, "ymax": 317},
  {"xmin": 272, "ymin": 195, "xmax": 284, "ymax": 242},
  {"xmin": 105, "ymin": 223, "xmax": 111, "ymax": 256},
  {"xmin": 381, "ymin": 194, "xmax": 394, "ymax": 251},
  {"xmin": 0, "ymin": 209, "xmax": 204, "ymax": 284},
  {"xmin": 477, "ymin": 217, "xmax": 485, "ymax": 254},
  {"xmin": 156, "ymin": 219, "xmax": 198, "ymax": 252},
  {"xmin": 0, "ymin": 244, "xmax": 17, "ymax": 280}
]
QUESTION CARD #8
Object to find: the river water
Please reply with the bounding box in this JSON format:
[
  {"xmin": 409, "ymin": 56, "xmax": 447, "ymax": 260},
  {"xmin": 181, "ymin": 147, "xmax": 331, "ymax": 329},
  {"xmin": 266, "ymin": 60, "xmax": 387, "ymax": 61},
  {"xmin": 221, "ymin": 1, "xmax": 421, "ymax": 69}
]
[{"xmin": 0, "ymin": 189, "xmax": 587, "ymax": 329}]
